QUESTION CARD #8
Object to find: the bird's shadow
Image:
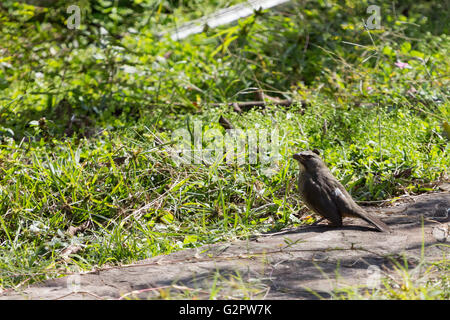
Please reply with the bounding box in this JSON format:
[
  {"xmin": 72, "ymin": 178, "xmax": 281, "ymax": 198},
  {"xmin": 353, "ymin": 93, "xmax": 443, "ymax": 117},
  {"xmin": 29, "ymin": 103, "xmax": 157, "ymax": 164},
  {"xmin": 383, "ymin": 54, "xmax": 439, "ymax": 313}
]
[{"xmin": 259, "ymin": 223, "xmax": 379, "ymax": 238}]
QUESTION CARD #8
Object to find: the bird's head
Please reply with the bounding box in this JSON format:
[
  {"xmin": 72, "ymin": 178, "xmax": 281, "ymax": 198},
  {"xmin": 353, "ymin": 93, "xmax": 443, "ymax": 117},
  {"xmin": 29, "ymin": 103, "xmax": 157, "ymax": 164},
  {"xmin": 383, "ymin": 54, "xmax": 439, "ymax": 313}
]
[{"xmin": 292, "ymin": 150, "xmax": 325, "ymax": 171}]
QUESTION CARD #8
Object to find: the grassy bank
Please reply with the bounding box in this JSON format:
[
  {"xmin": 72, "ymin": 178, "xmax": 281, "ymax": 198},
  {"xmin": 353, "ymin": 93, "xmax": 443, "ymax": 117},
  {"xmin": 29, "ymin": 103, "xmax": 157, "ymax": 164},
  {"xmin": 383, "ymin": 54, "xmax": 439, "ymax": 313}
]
[{"xmin": 0, "ymin": 0, "xmax": 448, "ymax": 295}]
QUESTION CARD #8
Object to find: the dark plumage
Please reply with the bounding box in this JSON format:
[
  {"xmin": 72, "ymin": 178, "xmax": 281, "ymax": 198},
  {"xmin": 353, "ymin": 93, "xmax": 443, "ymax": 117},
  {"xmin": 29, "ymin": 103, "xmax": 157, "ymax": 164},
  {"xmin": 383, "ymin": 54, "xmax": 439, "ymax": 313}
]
[{"xmin": 293, "ymin": 150, "xmax": 390, "ymax": 232}]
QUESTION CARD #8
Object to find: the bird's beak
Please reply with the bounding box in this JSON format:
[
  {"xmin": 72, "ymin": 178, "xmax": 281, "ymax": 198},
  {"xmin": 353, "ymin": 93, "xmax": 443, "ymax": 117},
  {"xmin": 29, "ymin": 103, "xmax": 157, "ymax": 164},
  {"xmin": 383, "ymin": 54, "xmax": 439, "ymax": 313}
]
[{"xmin": 292, "ymin": 153, "xmax": 303, "ymax": 161}]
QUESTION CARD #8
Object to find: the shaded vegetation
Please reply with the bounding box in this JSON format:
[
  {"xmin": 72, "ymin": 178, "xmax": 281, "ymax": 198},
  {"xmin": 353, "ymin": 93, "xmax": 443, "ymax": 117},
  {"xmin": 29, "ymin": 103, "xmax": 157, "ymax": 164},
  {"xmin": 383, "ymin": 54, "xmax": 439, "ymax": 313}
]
[{"xmin": 0, "ymin": 0, "xmax": 448, "ymax": 294}]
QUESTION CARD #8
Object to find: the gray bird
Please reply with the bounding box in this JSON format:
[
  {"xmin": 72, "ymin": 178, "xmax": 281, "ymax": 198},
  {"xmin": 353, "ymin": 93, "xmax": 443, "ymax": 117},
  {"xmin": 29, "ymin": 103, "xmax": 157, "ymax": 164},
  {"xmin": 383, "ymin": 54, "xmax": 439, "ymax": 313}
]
[{"xmin": 293, "ymin": 150, "xmax": 391, "ymax": 232}]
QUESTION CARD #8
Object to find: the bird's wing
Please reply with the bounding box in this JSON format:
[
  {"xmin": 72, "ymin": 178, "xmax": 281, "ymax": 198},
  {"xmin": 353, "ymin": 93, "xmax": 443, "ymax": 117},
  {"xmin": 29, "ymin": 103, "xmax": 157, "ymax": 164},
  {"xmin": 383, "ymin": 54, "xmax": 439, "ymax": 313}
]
[
  {"xmin": 328, "ymin": 180, "xmax": 359, "ymax": 216},
  {"xmin": 302, "ymin": 174, "xmax": 342, "ymax": 226},
  {"xmin": 328, "ymin": 179, "xmax": 391, "ymax": 232}
]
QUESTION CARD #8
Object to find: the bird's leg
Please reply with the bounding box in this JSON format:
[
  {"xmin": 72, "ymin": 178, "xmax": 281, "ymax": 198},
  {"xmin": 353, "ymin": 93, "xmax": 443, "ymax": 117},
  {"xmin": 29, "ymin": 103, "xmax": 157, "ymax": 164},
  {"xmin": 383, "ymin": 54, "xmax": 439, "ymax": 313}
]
[
  {"xmin": 309, "ymin": 217, "xmax": 326, "ymax": 226},
  {"xmin": 313, "ymin": 217, "xmax": 343, "ymax": 228}
]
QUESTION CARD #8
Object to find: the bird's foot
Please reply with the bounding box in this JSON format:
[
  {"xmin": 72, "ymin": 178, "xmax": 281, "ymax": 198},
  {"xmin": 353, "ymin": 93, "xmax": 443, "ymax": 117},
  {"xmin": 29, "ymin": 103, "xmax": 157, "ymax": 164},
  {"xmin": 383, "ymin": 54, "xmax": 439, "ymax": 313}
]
[{"xmin": 309, "ymin": 217, "xmax": 326, "ymax": 226}]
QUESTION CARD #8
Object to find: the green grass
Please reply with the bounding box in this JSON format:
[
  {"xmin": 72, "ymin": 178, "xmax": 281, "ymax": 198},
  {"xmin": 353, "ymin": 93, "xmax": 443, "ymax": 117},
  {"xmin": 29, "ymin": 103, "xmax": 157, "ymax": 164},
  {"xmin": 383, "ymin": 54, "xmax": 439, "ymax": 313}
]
[
  {"xmin": 332, "ymin": 249, "xmax": 449, "ymax": 300},
  {"xmin": 0, "ymin": 0, "xmax": 449, "ymax": 297},
  {"xmin": 0, "ymin": 101, "xmax": 447, "ymax": 290},
  {"xmin": 118, "ymin": 270, "xmax": 271, "ymax": 300}
]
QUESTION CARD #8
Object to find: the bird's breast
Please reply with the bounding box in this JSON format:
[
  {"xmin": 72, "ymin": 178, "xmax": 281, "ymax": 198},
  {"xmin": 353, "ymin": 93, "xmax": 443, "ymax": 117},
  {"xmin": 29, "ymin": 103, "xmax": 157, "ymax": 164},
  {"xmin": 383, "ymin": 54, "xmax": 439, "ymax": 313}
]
[{"xmin": 297, "ymin": 171, "xmax": 310, "ymax": 196}]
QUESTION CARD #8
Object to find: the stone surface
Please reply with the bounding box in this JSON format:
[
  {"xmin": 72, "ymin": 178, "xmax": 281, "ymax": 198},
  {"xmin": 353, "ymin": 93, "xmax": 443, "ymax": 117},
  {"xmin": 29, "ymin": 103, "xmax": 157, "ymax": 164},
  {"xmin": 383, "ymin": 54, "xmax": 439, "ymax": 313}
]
[{"xmin": 1, "ymin": 192, "xmax": 449, "ymax": 300}]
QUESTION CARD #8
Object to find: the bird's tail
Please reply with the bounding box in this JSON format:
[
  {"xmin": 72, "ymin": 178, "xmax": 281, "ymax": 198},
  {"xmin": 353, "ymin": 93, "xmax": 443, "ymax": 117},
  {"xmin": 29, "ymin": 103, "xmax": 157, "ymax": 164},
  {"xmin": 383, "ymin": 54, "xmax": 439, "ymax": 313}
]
[{"xmin": 356, "ymin": 210, "xmax": 391, "ymax": 233}]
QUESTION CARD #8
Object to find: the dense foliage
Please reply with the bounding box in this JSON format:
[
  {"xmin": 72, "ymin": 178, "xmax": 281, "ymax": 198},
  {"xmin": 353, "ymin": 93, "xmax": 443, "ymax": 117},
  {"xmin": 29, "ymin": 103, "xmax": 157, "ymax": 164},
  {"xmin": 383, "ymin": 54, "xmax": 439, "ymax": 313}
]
[{"xmin": 0, "ymin": 0, "xmax": 448, "ymax": 296}]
